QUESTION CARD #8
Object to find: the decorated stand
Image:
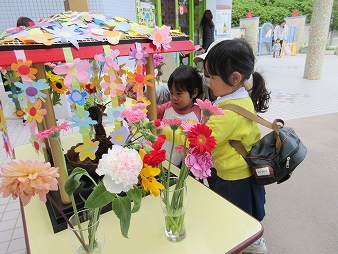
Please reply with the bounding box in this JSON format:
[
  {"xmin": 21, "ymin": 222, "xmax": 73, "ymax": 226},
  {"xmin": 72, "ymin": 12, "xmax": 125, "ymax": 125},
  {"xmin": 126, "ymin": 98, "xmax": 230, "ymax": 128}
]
[{"xmin": 0, "ymin": 11, "xmax": 195, "ymax": 232}]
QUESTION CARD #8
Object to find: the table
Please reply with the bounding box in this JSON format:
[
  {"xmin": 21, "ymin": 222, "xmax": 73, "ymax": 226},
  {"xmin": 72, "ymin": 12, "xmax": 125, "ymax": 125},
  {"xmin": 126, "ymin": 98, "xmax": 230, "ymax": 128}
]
[{"xmin": 14, "ymin": 135, "xmax": 263, "ymax": 254}]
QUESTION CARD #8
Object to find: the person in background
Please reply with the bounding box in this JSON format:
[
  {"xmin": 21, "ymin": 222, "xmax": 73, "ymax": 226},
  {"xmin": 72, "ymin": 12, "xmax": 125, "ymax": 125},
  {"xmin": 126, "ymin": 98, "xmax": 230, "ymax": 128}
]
[
  {"xmin": 157, "ymin": 65, "xmax": 203, "ymax": 166},
  {"xmin": 273, "ymin": 38, "xmax": 282, "ymax": 58},
  {"xmin": 204, "ymin": 38, "xmax": 271, "ymax": 254},
  {"xmin": 16, "ymin": 16, "xmax": 34, "ymax": 27},
  {"xmin": 200, "ymin": 10, "xmax": 215, "ymax": 53},
  {"xmin": 273, "ymin": 19, "xmax": 286, "ymax": 55}
]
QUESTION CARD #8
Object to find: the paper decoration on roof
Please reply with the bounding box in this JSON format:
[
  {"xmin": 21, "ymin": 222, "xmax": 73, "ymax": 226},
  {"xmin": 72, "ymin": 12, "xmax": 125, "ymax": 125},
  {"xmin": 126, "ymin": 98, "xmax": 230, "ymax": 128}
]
[
  {"xmin": 149, "ymin": 26, "xmax": 172, "ymax": 50},
  {"xmin": 0, "ymin": 11, "xmax": 173, "ymax": 50}
]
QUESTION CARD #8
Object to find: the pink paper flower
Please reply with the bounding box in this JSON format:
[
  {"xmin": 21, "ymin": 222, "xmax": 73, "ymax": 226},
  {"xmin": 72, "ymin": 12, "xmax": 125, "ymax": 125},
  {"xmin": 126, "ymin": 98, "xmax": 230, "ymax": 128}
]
[
  {"xmin": 94, "ymin": 49, "xmax": 120, "ymax": 73},
  {"xmin": 185, "ymin": 148, "xmax": 214, "ymax": 180},
  {"xmin": 53, "ymin": 58, "xmax": 90, "ymax": 87},
  {"xmin": 0, "ymin": 159, "xmax": 59, "ymax": 206},
  {"xmin": 96, "ymin": 145, "xmax": 143, "ymax": 193},
  {"xmin": 149, "ymin": 26, "xmax": 172, "ymax": 50}
]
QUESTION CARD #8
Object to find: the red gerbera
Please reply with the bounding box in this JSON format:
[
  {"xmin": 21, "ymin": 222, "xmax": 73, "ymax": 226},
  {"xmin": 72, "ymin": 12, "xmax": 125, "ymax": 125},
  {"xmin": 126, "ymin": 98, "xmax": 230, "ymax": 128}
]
[{"xmin": 187, "ymin": 123, "xmax": 216, "ymax": 154}]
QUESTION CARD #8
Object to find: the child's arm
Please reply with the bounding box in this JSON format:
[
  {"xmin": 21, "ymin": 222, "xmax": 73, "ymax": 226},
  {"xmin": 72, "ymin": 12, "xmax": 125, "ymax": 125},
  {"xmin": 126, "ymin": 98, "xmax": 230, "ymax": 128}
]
[{"xmin": 156, "ymin": 101, "xmax": 172, "ymax": 120}]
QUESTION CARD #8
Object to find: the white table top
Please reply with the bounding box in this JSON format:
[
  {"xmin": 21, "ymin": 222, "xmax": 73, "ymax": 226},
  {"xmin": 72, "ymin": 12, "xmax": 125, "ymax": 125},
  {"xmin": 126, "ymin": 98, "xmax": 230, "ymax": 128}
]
[{"xmin": 14, "ymin": 135, "xmax": 263, "ymax": 254}]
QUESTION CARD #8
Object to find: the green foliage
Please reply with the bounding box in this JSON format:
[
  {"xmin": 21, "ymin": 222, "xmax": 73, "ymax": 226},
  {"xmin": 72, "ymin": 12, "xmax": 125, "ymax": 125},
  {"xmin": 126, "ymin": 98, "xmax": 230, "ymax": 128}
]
[{"xmin": 232, "ymin": 0, "xmax": 315, "ymax": 27}]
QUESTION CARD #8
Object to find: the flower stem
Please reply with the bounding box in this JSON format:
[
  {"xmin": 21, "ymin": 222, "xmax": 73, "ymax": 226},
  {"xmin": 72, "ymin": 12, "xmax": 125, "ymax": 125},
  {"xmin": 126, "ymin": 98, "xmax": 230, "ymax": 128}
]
[
  {"xmin": 56, "ymin": 138, "xmax": 86, "ymax": 247},
  {"xmin": 46, "ymin": 193, "xmax": 90, "ymax": 254}
]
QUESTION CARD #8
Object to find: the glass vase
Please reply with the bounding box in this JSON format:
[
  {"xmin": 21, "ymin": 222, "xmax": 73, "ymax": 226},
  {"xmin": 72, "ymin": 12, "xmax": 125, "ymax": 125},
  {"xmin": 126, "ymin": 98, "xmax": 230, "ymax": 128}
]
[
  {"xmin": 68, "ymin": 208, "xmax": 105, "ymax": 254},
  {"xmin": 155, "ymin": 75, "xmax": 163, "ymax": 86},
  {"xmin": 160, "ymin": 177, "xmax": 187, "ymax": 242}
]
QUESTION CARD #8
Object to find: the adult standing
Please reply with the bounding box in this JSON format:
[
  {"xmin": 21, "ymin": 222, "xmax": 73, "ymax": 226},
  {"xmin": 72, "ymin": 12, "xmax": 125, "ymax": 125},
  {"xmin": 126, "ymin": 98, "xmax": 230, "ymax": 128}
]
[
  {"xmin": 273, "ymin": 19, "xmax": 286, "ymax": 55},
  {"xmin": 200, "ymin": 10, "xmax": 215, "ymax": 53}
]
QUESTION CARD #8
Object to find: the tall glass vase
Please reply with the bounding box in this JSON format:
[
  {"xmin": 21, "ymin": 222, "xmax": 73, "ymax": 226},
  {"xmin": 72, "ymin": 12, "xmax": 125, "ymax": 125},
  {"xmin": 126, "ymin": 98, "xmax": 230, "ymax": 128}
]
[
  {"xmin": 155, "ymin": 75, "xmax": 163, "ymax": 86},
  {"xmin": 160, "ymin": 177, "xmax": 187, "ymax": 242},
  {"xmin": 68, "ymin": 208, "xmax": 105, "ymax": 254}
]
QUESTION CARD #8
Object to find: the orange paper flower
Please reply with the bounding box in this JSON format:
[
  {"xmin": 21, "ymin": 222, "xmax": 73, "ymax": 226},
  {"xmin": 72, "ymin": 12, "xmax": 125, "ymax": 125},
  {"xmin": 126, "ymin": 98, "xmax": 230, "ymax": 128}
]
[{"xmin": 11, "ymin": 60, "xmax": 38, "ymax": 80}]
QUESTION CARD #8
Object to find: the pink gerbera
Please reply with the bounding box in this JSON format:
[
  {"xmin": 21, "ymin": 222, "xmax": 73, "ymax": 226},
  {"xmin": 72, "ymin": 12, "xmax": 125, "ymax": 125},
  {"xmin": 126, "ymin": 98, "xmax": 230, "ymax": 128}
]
[
  {"xmin": 0, "ymin": 159, "xmax": 59, "ymax": 206},
  {"xmin": 35, "ymin": 121, "xmax": 71, "ymax": 140},
  {"xmin": 195, "ymin": 98, "xmax": 224, "ymax": 123},
  {"xmin": 162, "ymin": 119, "xmax": 182, "ymax": 131}
]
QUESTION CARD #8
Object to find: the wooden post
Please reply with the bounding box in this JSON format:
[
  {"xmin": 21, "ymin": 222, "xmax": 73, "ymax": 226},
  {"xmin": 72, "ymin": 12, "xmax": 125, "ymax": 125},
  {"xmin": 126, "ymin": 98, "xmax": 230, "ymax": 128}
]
[
  {"xmin": 145, "ymin": 54, "xmax": 157, "ymax": 126},
  {"xmin": 64, "ymin": 0, "xmax": 89, "ymax": 12},
  {"xmin": 33, "ymin": 64, "xmax": 71, "ymax": 204}
]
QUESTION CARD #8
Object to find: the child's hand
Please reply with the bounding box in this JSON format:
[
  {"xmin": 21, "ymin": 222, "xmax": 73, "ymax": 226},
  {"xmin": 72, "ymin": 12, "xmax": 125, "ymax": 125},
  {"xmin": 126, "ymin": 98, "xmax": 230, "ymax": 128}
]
[{"xmin": 124, "ymin": 83, "xmax": 137, "ymax": 100}]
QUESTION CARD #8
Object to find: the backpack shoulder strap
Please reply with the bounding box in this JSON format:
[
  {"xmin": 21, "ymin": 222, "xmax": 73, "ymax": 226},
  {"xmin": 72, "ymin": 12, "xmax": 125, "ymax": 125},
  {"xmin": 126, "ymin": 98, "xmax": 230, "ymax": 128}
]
[{"xmin": 220, "ymin": 104, "xmax": 284, "ymax": 157}]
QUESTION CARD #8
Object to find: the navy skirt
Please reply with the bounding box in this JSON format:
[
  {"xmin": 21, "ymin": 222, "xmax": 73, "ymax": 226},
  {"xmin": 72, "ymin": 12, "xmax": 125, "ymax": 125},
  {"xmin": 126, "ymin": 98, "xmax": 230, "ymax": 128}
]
[{"xmin": 213, "ymin": 175, "xmax": 266, "ymax": 221}]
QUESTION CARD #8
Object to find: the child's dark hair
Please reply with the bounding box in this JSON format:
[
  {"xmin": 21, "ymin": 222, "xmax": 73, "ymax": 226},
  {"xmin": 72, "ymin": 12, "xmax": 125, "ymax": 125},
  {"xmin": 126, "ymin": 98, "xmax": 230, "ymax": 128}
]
[
  {"xmin": 204, "ymin": 39, "xmax": 270, "ymax": 113},
  {"xmin": 17, "ymin": 17, "xmax": 33, "ymax": 27},
  {"xmin": 167, "ymin": 65, "xmax": 203, "ymax": 102}
]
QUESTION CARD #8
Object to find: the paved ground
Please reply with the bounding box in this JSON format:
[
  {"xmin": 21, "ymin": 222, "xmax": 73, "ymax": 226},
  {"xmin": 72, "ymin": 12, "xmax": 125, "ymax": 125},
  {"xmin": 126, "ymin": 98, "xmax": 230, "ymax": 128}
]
[{"xmin": 254, "ymin": 53, "xmax": 338, "ymax": 253}]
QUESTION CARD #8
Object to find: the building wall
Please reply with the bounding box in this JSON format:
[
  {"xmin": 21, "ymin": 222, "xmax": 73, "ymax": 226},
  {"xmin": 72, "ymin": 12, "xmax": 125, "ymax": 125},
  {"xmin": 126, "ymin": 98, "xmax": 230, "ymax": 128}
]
[{"xmin": 0, "ymin": 0, "xmax": 65, "ymax": 34}]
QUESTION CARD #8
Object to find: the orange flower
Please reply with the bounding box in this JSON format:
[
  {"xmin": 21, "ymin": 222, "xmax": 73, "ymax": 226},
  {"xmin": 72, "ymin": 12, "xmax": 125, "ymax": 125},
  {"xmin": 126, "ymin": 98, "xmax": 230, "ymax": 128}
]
[
  {"xmin": 11, "ymin": 60, "xmax": 38, "ymax": 80},
  {"xmin": 126, "ymin": 65, "xmax": 154, "ymax": 95},
  {"xmin": 0, "ymin": 159, "xmax": 59, "ymax": 206}
]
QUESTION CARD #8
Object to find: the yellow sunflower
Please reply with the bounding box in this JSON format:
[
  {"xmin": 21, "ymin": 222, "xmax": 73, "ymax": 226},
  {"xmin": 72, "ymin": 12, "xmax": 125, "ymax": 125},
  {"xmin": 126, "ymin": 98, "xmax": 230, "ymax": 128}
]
[{"xmin": 51, "ymin": 81, "xmax": 67, "ymax": 94}]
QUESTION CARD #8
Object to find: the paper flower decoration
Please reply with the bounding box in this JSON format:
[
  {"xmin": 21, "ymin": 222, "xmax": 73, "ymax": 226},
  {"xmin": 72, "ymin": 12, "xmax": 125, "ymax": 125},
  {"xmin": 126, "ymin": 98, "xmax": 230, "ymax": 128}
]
[
  {"xmin": 110, "ymin": 126, "xmax": 130, "ymax": 145},
  {"xmin": 101, "ymin": 74, "xmax": 125, "ymax": 97},
  {"xmin": 129, "ymin": 23, "xmax": 152, "ymax": 36},
  {"xmin": 129, "ymin": 43, "xmax": 149, "ymax": 66},
  {"xmin": 17, "ymin": 28, "xmax": 55, "ymax": 46},
  {"xmin": 13, "ymin": 109, "xmax": 26, "ymax": 118},
  {"xmin": 45, "ymin": 25, "xmax": 89, "ymax": 49},
  {"xmin": 53, "ymin": 58, "xmax": 90, "ymax": 87},
  {"xmin": 68, "ymin": 90, "xmax": 87, "ymax": 106},
  {"xmin": 149, "ymin": 26, "xmax": 172, "ymax": 50},
  {"xmin": 11, "ymin": 60, "xmax": 38, "ymax": 80},
  {"xmin": 114, "ymin": 21, "xmax": 130, "ymax": 32},
  {"xmin": 74, "ymin": 137, "xmax": 100, "ymax": 161},
  {"xmin": 29, "ymin": 135, "xmax": 45, "ymax": 155},
  {"xmin": 14, "ymin": 79, "xmax": 49, "ymax": 103},
  {"xmin": 69, "ymin": 110, "xmax": 97, "ymax": 129},
  {"xmin": 25, "ymin": 100, "xmax": 47, "ymax": 124},
  {"xmin": 106, "ymin": 106, "xmax": 124, "ymax": 122},
  {"xmin": 3, "ymin": 71, "xmax": 20, "ymax": 87},
  {"xmin": 126, "ymin": 65, "xmax": 154, "ymax": 96},
  {"xmin": 94, "ymin": 50, "xmax": 120, "ymax": 73}
]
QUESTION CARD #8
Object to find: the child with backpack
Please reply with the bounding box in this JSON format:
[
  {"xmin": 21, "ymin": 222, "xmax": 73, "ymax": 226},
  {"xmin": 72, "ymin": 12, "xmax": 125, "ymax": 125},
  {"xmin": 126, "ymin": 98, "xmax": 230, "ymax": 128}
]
[{"xmin": 204, "ymin": 38, "xmax": 271, "ymax": 254}]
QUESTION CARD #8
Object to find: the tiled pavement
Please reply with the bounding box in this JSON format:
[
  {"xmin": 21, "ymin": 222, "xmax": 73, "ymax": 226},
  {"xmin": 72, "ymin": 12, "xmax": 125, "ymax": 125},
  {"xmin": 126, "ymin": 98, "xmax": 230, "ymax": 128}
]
[{"xmin": 0, "ymin": 53, "xmax": 337, "ymax": 253}]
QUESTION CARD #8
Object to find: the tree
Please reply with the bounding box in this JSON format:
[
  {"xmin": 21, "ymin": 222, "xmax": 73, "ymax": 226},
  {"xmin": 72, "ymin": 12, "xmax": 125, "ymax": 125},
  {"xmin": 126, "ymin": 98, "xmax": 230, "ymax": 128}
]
[{"xmin": 231, "ymin": 0, "xmax": 315, "ymax": 27}]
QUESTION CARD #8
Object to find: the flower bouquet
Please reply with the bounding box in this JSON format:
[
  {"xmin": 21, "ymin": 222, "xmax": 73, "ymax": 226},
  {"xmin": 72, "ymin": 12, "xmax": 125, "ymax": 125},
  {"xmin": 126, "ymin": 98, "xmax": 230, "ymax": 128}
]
[{"xmin": 156, "ymin": 98, "xmax": 224, "ymax": 241}]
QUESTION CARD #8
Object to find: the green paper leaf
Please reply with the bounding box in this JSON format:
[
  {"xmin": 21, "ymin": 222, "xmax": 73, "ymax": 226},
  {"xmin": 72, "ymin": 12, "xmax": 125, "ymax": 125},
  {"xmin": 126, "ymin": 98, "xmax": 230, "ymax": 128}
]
[
  {"xmin": 112, "ymin": 196, "xmax": 132, "ymax": 238},
  {"xmin": 127, "ymin": 187, "xmax": 142, "ymax": 213},
  {"xmin": 85, "ymin": 183, "xmax": 116, "ymax": 208},
  {"xmin": 64, "ymin": 167, "xmax": 90, "ymax": 196}
]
